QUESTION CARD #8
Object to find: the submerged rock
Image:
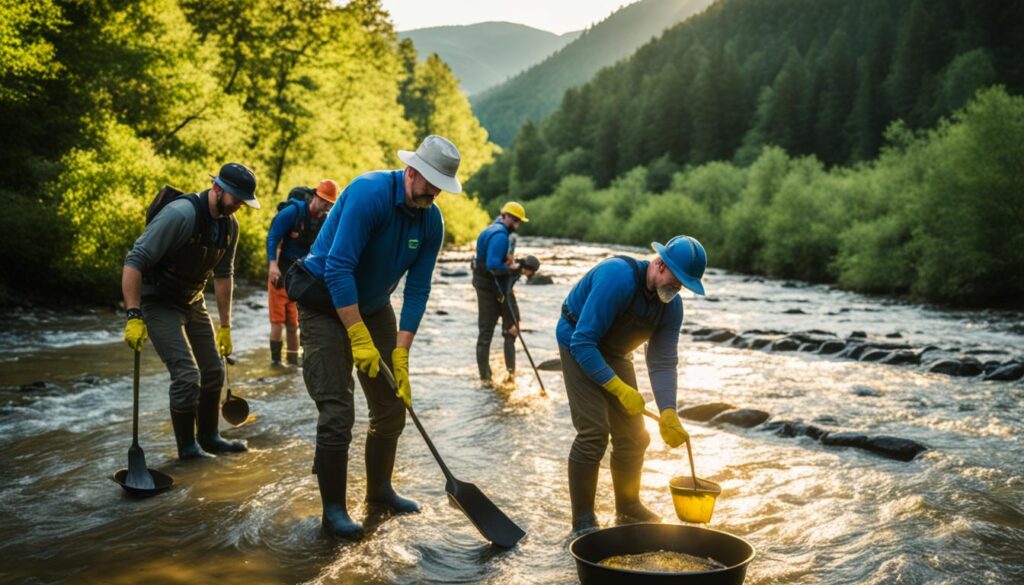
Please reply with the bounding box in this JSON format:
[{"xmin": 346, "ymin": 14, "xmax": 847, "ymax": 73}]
[
  {"xmin": 821, "ymin": 432, "xmax": 869, "ymax": 448},
  {"xmin": 817, "ymin": 340, "xmax": 846, "ymax": 354},
  {"xmin": 862, "ymin": 436, "xmax": 928, "ymax": 462},
  {"xmin": 783, "ymin": 308, "xmax": 807, "ymax": 315},
  {"xmin": 678, "ymin": 402, "xmax": 736, "ymax": 422},
  {"xmin": 860, "ymin": 349, "xmax": 890, "ymax": 362},
  {"xmin": 710, "ymin": 409, "xmax": 770, "ymax": 428},
  {"xmin": 985, "ymin": 362, "xmax": 1024, "ymax": 382},
  {"xmin": 527, "ymin": 274, "xmax": 554, "ymax": 285},
  {"xmin": 694, "ymin": 329, "xmax": 736, "ymax": 343},
  {"xmin": 770, "ymin": 338, "xmax": 801, "ymax": 352},
  {"xmin": 439, "ymin": 268, "xmax": 468, "ymax": 277},
  {"xmin": 852, "ymin": 386, "xmax": 882, "ymax": 397},
  {"xmin": 928, "ymin": 359, "xmax": 964, "ymax": 376},
  {"xmin": 536, "ymin": 358, "xmax": 562, "ymax": 371},
  {"xmin": 881, "ymin": 350, "xmax": 920, "ymax": 366}
]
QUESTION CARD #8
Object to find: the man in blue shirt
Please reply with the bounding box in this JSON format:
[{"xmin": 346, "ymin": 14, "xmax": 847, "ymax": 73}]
[
  {"xmin": 472, "ymin": 202, "xmax": 534, "ymax": 384},
  {"xmin": 285, "ymin": 135, "xmax": 461, "ymax": 540},
  {"xmin": 265, "ymin": 180, "xmax": 337, "ymax": 366},
  {"xmin": 557, "ymin": 235, "xmax": 707, "ymax": 534}
]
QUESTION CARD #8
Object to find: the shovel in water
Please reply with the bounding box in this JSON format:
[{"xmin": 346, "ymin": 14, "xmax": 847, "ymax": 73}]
[
  {"xmin": 379, "ymin": 360, "xmax": 526, "ymax": 548},
  {"xmin": 221, "ymin": 356, "xmax": 249, "ymax": 426},
  {"xmin": 113, "ymin": 350, "xmax": 173, "ymax": 497}
]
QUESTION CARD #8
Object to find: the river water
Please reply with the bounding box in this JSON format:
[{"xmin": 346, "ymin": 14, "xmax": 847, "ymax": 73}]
[{"xmin": 1, "ymin": 239, "xmax": 1022, "ymax": 584}]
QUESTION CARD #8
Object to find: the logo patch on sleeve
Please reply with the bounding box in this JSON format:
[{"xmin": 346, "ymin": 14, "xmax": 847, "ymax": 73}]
[{"xmin": 408, "ymin": 239, "xmax": 420, "ymax": 249}]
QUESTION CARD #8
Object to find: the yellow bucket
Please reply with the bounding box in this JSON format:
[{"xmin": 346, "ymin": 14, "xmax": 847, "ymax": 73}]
[{"xmin": 669, "ymin": 476, "xmax": 721, "ymax": 524}]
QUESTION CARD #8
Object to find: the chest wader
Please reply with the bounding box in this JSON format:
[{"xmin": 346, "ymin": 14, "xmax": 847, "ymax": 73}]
[
  {"xmin": 471, "ymin": 228, "xmax": 516, "ymax": 381},
  {"xmin": 274, "ymin": 206, "xmax": 322, "ymax": 365},
  {"xmin": 562, "ymin": 256, "xmax": 665, "ymax": 531},
  {"xmin": 144, "ymin": 192, "xmax": 246, "ymax": 459}
]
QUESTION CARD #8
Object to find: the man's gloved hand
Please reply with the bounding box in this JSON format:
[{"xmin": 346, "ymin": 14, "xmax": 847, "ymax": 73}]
[
  {"xmin": 659, "ymin": 408, "xmax": 689, "ymax": 448},
  {"xmin": 392, "ymin": 347, "xmax": 412, "ymax": 408},
  {"xmin": 124, "ymin": 316, "xmax": 148, "ymax": 351},
  {"xmin": 347, "ymin": 321, "xmax": 380, "ymax": 377},
  {"xmin": 601, "ymin": 375, "xmax": 646, "ymax": 415},
  {"xmin": 217, "ymin": 326, "xmax": 232, "ymax": 356}
]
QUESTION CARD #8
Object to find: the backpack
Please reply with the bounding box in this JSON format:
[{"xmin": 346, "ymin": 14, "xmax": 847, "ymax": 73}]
[
  {"xmin": 146, "ymin": 185, "xmax": 189, "ymax": 225},
  {"xmin": 277, "ymin": 186, "xmax": 316, "ymax": 212}
]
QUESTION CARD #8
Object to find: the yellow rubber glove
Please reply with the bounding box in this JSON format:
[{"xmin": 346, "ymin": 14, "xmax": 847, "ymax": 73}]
[
  {"xmin": 217, "ymin": 326, "xmax": 232, "ymax": 357},
  {"xmin": 347, "ymin": 321, "xmax": 380, "ymax": 378},
  {"xmin": 124, "ymin": 318, "xmax": 148, "ymax": 351},
  {"xmin": 601, "ymin": 375, "xmax": 645, "ymax": 415},
  {"xmin": 659, "ymin": 408, "xmax": 689, "ymax": 448},
  {"xmin": 392, "ymin": 347, "xmax": 412, "ymax": 408}
]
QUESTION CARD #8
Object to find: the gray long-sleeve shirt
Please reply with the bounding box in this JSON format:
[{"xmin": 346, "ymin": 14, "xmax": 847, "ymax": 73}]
[{"xmin": 124, "ymin": 193, "xmax": 237, "ymax": 298}]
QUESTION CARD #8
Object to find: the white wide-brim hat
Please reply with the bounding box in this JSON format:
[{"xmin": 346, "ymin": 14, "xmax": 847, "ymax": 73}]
[{"xmin": 398, "ymin": 134, "xmax": 462, "ymax": 194}]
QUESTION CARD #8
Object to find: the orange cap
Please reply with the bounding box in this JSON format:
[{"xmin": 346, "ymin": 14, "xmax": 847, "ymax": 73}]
[{"xmin": 316, "ymin": 179, "xmax": 339, "ymax": 203}]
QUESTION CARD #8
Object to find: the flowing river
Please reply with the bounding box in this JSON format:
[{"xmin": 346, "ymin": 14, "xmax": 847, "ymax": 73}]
[{"xmin": 2, "ymin": 239, "xmax": 1022, "ymax": 584}]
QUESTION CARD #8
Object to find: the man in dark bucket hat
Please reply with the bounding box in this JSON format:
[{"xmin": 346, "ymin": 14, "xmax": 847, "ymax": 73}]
[{"xmin": 122, "ymin": 162, "xmax": 258, "ymax": 463}]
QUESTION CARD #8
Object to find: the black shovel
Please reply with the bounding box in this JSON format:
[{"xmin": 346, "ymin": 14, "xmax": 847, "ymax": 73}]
[
  {"xmin": 113, "ymin": 350, "xmax": 173, "ymax": 497},
  {"xmin": 494, "ymin": 276, "xmax": 547, "ymax": 397},
  {"xmin": 221, "ymin": 356, "xmax": 249, "ymax": 426},
  {"xmin": 379, "ymin": 361, "xmax": 526, "ymax": 548}
]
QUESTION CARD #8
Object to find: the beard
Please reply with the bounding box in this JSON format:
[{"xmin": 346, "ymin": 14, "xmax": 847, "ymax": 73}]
[
  {"xmin": 410, "ymin": 192, "xmax": 435, "ymax": 208},
  {"xmin": 656, "ymin": 285, "xmax": 681, "ymax": 303}
]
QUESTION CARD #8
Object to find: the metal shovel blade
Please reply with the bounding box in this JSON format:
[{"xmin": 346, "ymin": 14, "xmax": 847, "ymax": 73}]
[
  {"xmin": 125, "ymin": 443, "xmax": 155, "ymax": 490},
  {"xmin": 446, "ymin": 477, "xmax": 526, "ymax": 548}
]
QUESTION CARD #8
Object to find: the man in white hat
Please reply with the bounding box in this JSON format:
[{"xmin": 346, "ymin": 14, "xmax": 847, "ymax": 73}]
[{"xmin": 285, "ymin": 135, "xmax": 460, "ymax": 539}]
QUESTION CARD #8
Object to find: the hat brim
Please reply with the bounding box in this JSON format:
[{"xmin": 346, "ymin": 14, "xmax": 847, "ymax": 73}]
[
  {"xmin": 213, "ymin": 176, "xmax": 260, "ymax": 209},
  {"xmin": 398, "ymin": 150, "xmax": 462, "ymax": 194},
  {"xmin": 652, "ymin": 242, "xmax": 705, "ymax": 296}
]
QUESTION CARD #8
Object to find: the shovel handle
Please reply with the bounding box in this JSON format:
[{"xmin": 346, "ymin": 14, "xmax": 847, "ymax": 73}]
[
  {"xmin": 132, "ymin": 349, "xmax": 141, "ymax": 445},
  {"xmin": 645, "ymin": 409, "xmax": 699, "ymax": 487},
  {"xmin": 378, "ymin": 359, "xmax": 457, "ymax": 485},
  {"xmin": 494, "ymin": 276, "xmax": 547, "ymax": 397}
]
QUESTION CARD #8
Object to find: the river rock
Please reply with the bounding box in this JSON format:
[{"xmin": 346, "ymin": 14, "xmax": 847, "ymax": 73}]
[
  {"xmin": 760, "ymin": 420, "xmax": 827, "ymax": 440},
  {"xmin": 881, "ymin": 350, "xmax": 920, "ymax": 366},
  {"xmin": 527, "ymin": 274, "xmax": 554, "ymax": 285},
  {"xmin": 984, "ymin": 361, "xmax": 1024, "ymax": 382},
  {"xmin": 821, "ymin": 431, "xmax": 869, "ymax": 448},
  {"xmin": 536, "ymin": 358, "xmax": 562, "ymax": 371},
  {"xmin": 852, "ymin": 385, "xmax": 882, "ymax": 397},
  {"xmin": 710, "ymin": 409, "xmax": 770, "ymax": 428},
  {"xmin": 695, "ymin": 329, "xmax": 736, "ymax": 343},
  {"xmin": 862, "ymin": 436, "xmax": 928, "ymax": 462},
  {"xmin": 818, "ymin": 340, "xmax": 846, "ymax": 354},
  {"xmin": 770, "ymin": 338, "xmax": 801, "ymax": 352},
  {"xmin": 440, "ymin": 268, "xmax": 468, "ymax": 277},
  {"xmin": 838, "ymin": 343, "xmax": 871, "ymax": 360},
  {"xmin": 744, "ymin": 329, "xmax": 788, "ymax": 336},
  {"xmin": 678, "ymin": 402, "xmax": 736, "ymax": 422},
  {"xmin": 957, "ymin": 358, "xmax": 984, "ymax": 377},
  {"xmin": 690, "ymin": 327, "xmax": 717, "ymax": 337},
  {"xmin": 928, "ymin": 359, "xmax": 963, "ymax": 376},
  {"xmin": 783, "ymin": 308, "xmax": 807, "ymax": 314},
  {"xmin": 860, "ymin": 349, "xmax": 890, "ymax": 362},
  {"xmin": 750, "ymin": 338, "xmax": 775, "ymax": 350},
  {"xmin": 434, "ymin": 309, "xmax": 449, "ymax": 315},
  {"xmin": 798, "ymin": 342, "xmax": 821, "ymax": 352},
  {"xmin": 849, "ymin": 331, "xmax": 867, "ymax": 339},
  {"xmin": 730, "ymin": 335, "xmax": 753, "ymax": 349},
  {"xmin": 885, "ymin": 332, "xmax": 903, "ymax": 339}
]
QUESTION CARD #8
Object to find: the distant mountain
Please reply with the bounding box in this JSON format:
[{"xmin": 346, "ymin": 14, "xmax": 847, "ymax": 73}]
[
  {"xmin": 399, "ymin": 22, "xmax": 581, "ymax": 96},
  {"xmin": 470, "ymin": 0, "xmax": 716, "ymax": 146}
]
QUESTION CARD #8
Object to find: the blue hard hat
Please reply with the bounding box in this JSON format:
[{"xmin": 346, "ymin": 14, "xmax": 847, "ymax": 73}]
[{"xmin": 651, "ymin": 235, "xmax": 707, "ymax": 296}]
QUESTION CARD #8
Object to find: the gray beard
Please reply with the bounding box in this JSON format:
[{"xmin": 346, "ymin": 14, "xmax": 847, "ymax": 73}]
[{"xmin": 657, "ymin": 285, "xmax": 680, "ymax": 303}]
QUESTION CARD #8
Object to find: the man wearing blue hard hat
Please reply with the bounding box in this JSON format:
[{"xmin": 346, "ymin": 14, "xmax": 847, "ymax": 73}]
[
  {"xmin": 557, "ymin": 234, "xmax": 707, "ymax": 534},
  {"xmin": 122, "ymin": 162, "xmax": 258, "ymax": 462}
]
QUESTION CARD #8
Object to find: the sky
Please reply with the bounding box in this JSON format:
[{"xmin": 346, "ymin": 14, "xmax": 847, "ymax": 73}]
[{"xmin": 379, "ymin": 0, "xmax": 644, "ymax": 34}]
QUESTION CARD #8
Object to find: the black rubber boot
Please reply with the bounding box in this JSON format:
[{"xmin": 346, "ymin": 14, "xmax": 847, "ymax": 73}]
[
  {"xmin": 170, "ymin": 408, "xmax": 214, "ymax": 460},
  {"xmin": 196, "ymin": 391, "xmax": 247, "ymax": 453},
  {"xmin": 270, "ymin": 340, "xmax": 283, "ymax": 366},
  {"xmin": 503, "ymin": 333, "xmax": 516, "ymax": 373},
  {"xmin": 476, "ymin": 344, "xmax": 492, "ymax": 382},
  {"xmin": 611, "ymin": 462, "xmax": 661, "ymax": 524},
  {"xmin": 365, "ymin": 435, "xmax": 420, "ymax": 515},
  {"xmin": 568, "ymin": 459, "xmax": 601, "ymax": 534},
  {"xmin": 315, "ymin": 447, "xmax": 365, "ymax": 540},
  {"xmin": 286, "ymin": 350, "xmax": 299, "ymax": 366}
]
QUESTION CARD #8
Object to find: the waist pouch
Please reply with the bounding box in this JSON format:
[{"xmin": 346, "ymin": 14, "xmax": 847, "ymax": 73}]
[{"xmin": 284, "ymin": 260, "xmax": 337, "ymax": 319}]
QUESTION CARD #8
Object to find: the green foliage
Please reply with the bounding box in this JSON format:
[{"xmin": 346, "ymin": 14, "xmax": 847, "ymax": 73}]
[
  {"xmin": 0, "ymin": 0, "xmax": 495, "ymax": 305},
  {"xmin": 435, "ymin": 193, "xmax": 491, "ymax": 246}
]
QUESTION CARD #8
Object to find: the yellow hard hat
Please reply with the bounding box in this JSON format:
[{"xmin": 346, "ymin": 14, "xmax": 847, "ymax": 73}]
[{"xmin": 500, "ymin": 201, "xmax": 529, "ymax": 222}]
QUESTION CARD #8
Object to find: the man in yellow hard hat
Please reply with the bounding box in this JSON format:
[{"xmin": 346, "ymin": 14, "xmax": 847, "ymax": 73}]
[{"xmin": 472, "ymin": 201, "xmax": 535, "ymax": 384}]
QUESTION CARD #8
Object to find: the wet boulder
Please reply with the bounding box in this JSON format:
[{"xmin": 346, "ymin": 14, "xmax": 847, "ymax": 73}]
[
  {"xmin": 759, "ymin": 420, "xmax": 827, "ymax": 440},
  {"xmin": 783, "ymin": 308, "xmax": 807, "ymax": 315},
  {"xmin": 881, "ymin": 350, "xmax": 920, "ymax": 366},
  {"xmin": 710, "ymin": 409, "xmax": 770, "ymax": 428},
  {"xmin": 821, "ymin": 432, "xmax": 869, "ymax": 449},
  {"xmin": 798, "ymin": 342, "xmax": 821, "ymax": 352},
  {"xmin": 958, "ymin": 358, "xmax": 984, "ymax": 377},
  {"xmin": 527, "ymin": 273, "xmax": 554, "ymax": 285},
  {"xmin": 536, "ymin": 358, "xmax": 562, "ymax": 371},
  {"xmin": 838, "ymin": 343, "xmax": 872, "ymax": 360},
  {"xmin": 852, "ymin": 385, "xmax": 882, "ymax": 397},
  {"xmin": 860, "ymin": 349, "xmax": 891, "ymax": 362},
  {"xmin": 440, "ymin": 268, "xmax": 468, "ymax": 277},
  {"xmin": 885, "ymin": 332, "xmax": 903, "ymax": 339},
  {"xmin": 928, "ymin": 359, "xmax": 963, "ymax": 376},
  {"xmin": 694, "ymin": 329, "xmax": 736, "ymax": 343},
  {"xmin": 770, "ymin": 338, "xmax": 801, "ymax": 352},
  {"xmin": 434, "ymin": 309, "xmax": 449, "ymax": 315},
  {"xmin": 817, "ymin": 340, "xmax": 846, "ymax": 355},
  {"xmin": 19, "ymin": 381, "xmax": 56, "ymax": 392},
  {"xmin": 750, "ymin": 338, "xmax": 775, "ymax": 350},
  {"xmin": 984, "ymin": 361, "xmax": 1024, "ymax": 382},
  {"xmin": 730, "ymin": 336, "xmax": 753, "ymax": 349},
  {"xmin": 678, "ymin": 402, "xmax": 736, "ymax": 422},
  {"xmin": 863, "ymin": 436, "xmax": 928, "ymax": 462},
  {"xmin": 689, "ymin": 327, "xmax": 718, "ymax": 337}
]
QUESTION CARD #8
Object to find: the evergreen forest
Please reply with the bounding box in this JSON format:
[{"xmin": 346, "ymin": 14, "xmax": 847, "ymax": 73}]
[{"xmin": 468, "ymin": 0, "xmax": 1024, "ymax": 306}]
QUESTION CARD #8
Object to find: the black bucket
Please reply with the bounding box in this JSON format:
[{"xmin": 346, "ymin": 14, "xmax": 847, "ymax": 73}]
[{"xmin": 570, "ymin": 523, "xmax": 755, "ymax": 585}]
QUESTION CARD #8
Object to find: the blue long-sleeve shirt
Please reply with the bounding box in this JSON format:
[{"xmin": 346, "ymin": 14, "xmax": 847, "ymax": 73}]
[
  {"xmin": 302, "ymin": 170, "xmax": 444, "ymax": 333},
  {"xmin": 475, "ymin": 219, "xmax": 513, "ymax": 275},
  {"xmin": 556, "ymin": 257, "xmax": 683, "ymax": 411},
  {"xmin": 266, "ymin": 199, "xmax": 309, "ymax": 262}
]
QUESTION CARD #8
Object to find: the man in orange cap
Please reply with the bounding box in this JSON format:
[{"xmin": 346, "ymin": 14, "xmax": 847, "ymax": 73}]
[{"xmin": 266, "ymin": 180, "xmax": 337, "ymax": 365}]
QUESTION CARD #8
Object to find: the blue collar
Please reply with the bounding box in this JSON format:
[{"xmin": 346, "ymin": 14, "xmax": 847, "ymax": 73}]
[{"xmin": 393, "ymin": 170, "xmax": 407, "ymax": 207}]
